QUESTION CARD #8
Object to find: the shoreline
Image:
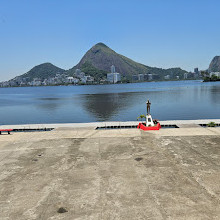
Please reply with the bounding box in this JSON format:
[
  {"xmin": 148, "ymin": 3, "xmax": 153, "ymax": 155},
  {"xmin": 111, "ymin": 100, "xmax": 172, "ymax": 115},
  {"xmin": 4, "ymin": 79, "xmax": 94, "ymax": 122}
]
[
  {"xmin": 0, "ymin": 79, "xmax": 204, "ymax": 89},
  {"xmin": 1, "ymin": 119, "xmax": 220, "ymax": 130}
]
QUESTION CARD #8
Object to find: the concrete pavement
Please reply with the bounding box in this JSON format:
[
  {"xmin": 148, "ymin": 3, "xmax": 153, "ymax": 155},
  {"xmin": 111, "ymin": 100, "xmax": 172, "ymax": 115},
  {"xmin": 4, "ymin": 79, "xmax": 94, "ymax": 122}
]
[{"xmin": 0, "ymin": 127, "xmax": 220, "ymax": 219}]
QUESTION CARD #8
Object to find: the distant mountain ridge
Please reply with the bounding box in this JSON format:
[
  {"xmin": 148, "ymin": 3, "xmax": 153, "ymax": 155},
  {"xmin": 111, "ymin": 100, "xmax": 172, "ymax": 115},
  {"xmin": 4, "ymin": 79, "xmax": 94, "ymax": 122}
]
[{"xmin": 2, "ymin": 42, "xmax": 189, "ymax": 86}]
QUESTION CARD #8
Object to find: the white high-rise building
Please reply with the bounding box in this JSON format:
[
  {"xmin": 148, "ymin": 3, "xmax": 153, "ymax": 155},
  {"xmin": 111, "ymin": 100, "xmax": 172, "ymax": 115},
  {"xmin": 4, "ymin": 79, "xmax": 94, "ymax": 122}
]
[
  {"xmin": 111, "ymin": 65, "xmax": 116, "ymax": 73},
  {"xmin": 107, "ymin": 65, "xmax": 121, "ymax": 83},
  {"xmin": 107, "ymin": 73, "xmax": 121, "ymax": 83},
  {"xmin": 148, "ymin": 74, "xmax": 153, "ymax": 81},
  {"xmin": 184, "ymin": 72, "xmax": 188, "ymax": 79},
  {"xmin": 138, "ymin": 74, "xmax": 144, "ymax": 81}
]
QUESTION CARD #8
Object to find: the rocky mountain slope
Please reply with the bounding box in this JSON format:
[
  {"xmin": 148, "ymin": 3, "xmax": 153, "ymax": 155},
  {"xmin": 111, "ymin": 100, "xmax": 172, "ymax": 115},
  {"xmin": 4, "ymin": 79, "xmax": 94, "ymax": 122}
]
[
  {"xmin": 68, "ymin": 43, "xmax": 186, "ymax": 78},
  {"xmin": 2, "ymin": 43, "xmax": 188, "ymax": 86},
  {"xmin": 209, "ymin": 56, "xmax": 220, "ymax": 72}
]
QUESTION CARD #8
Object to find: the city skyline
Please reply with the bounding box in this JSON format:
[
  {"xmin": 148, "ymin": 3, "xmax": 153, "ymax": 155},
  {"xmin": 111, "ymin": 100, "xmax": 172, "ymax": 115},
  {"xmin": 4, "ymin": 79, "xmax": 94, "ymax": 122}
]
[{"xmin": 1, "ymin": 0, "xmax": 220, "ymax": 81}]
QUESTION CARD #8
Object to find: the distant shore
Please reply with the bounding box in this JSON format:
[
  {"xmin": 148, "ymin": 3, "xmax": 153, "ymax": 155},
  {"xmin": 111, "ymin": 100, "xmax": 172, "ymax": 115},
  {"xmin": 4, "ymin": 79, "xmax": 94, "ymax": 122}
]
[
  {"xmin": 0, "ymin": 79, "xmax": 202, "ymax": 88},
  {"xmin": 203, "ymin": 78, "xmax": 220, "ymax": 82}
]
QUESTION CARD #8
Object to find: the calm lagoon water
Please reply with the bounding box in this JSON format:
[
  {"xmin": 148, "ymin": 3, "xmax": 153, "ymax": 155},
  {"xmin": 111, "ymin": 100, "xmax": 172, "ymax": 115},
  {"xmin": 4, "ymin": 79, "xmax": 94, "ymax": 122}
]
[{"xmin": 0, "ymin": 80, "xmax": 220, "ymax": 125}]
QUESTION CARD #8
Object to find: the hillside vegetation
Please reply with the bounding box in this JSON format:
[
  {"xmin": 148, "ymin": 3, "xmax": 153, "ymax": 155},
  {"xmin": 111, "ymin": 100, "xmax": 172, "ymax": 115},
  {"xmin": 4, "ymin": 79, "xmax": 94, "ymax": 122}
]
[
  {"xmin": 21, "ymin": 63, "xmax": 65, "ymax": 80},
  {"xmin": 3, "ymin": 43, "xmax": 188, "ymax": 86},
  {"xmin": 67, "ymin": 43, "xmax": 187, "ymax": 79}
]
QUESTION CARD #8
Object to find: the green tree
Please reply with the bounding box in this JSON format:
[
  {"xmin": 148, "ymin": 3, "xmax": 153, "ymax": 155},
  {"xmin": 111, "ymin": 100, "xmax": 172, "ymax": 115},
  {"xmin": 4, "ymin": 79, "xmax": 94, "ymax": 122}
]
[
  {"xmin": 137, "ymin": 114, "xmax": 146, "ymax": 121},
  {"xmin": 211, "ymin": 75, "xmax": 218, "ymax": 81}
]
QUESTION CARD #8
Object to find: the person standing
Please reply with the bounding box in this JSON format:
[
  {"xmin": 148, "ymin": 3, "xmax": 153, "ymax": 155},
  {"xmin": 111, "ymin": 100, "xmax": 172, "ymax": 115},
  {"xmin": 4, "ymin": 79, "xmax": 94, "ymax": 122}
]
[{"xmin": 146, "ymin": 100, "xmax": 151, "ymax": 115}]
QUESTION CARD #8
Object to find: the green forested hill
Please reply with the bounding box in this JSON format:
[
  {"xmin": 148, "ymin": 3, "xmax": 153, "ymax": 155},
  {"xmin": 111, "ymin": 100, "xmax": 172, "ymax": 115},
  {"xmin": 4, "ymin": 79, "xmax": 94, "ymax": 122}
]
[
  {"xmin": 5, "ymin": 43, "xmax": 188, "ymax": 85},
  {"xmin": 19, "ymin": 63, "xmax": 65, "ymax": 80},
  {"xmin": 67, "ymin": 43, "xmax": 187, "ymax": 79}
]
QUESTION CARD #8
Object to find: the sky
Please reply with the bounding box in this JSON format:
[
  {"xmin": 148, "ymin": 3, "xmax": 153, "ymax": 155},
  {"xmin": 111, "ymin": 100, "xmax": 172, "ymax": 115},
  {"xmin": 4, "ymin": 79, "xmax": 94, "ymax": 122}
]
[{"xmin": 0, "ymin": 0, "xmax": 220, "ymax": 81}]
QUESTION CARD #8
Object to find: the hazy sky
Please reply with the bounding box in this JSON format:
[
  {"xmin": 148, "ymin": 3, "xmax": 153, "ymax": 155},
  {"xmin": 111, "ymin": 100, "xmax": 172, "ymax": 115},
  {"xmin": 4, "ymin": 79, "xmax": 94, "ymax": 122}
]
[{"xmin": 1, "ymin": 0, "xmax": 220, "ymax": 81}]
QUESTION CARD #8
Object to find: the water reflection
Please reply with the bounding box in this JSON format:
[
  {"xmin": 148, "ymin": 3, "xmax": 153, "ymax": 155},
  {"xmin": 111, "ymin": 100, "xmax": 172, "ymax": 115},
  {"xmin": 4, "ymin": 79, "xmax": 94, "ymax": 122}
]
[
  {"xmin": 80, "ymin": 88, "xmax": 188, "ymax": 121},
  {"xmin": 37, "ymin": 97, "xmax": 64, "ymax": 101},
  {"xmin": 81, "ymin": 92, "xmax": 137, "ymax": 121},
  {"xmin": 209, "ymin": 85, "xmax": 220, "ymax": 104},
  {"xmin": 35, "ymin": 97, "xmax": 71, "ymax": 111},
  {"xmin": 37, "ymin": 103, "xmax": 61, "ymax": 111}
]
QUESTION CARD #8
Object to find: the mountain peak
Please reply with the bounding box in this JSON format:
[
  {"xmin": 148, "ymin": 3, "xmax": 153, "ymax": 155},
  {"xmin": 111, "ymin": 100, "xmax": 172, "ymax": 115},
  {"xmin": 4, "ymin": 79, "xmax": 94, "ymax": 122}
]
[
  {"xmin": 71, "ymin": 43, "xmax": 186, "ymax": 78},
  {"xmin": 21, "ymin": 62, "xmax": 65, "ymax": 80},
  {"xmin": 94, "ymin": 42, "xmax": 108, "ymax": 48},
  {"xmin": 35, "ymin": 62, "xmax": 54, "ymax": 67}
]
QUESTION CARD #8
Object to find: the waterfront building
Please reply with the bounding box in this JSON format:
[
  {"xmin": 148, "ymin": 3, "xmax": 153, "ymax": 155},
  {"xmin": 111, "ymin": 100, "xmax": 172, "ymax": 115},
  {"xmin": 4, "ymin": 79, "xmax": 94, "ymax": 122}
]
[
  {"xmin": 20, "ymin": 82, "xmax": 26, "ymax": 86},
  {"xmin": 107, "ymin": 73, "xmax": 113, "ymax": 83},
  {"xmin": 184, "ymin": 72, "xmax": 188, "ymax": 79},
  {"xmin": 193, "ymin": 68, "xmax": 200, "ymax": 78},
  {"xmin": 114, "ymin": 73, "xmax": 121, "ymax": 83},
  {"xmin": 74, "ymin": 69, "xmax": 85, "ymax": 79},
  {"xmin": 86, "ymin": 76, "xmax": 94, "ymax": 83},
  {"xmin": 164, "ymin": 75, "xmax": 170, "ymax": 80},
  {"xmin": 194, "ymin": 68, "xmax": 199, "ymax": 74},
  {"xmin": 81, "ymin": 75, "xmax": 94, "ymax": 84},
  {"xmin": 111, "ymin": 65, "xmax": 116, "ymax": 73},
  {"xmin": 30, "ymin": 78, "xmax": 42, "ymax": 86},
  {"xmin": 107, "ymin": 65, "xmax": 121, "ymax": 83},
  {"xmin": 67, "ymin": 77, "xmax": 79, "ymax": 84},
  {"xmin": 144, "ymin": 73, "xmax": 154, "ymax": 81},
  {"xmin": 99, "ymin": 79, "xmax": 107, "ymax": 84},
  {"xmin": 138, "ymin": 74, "xmax": 144, "ymax": 81},
  {"xmin": 107, "ymin": 73, "xmax": 121, "ymax": 83},
  {"xmin": 73, "ymin": 78, "xmax": 79, "ymax": 84},
  {"xmin": 144, "ymin": 74, "xmax": 148, "ymax": 81},
  {"xmin": 132, "ymin": 75, "xmax": 138, "ymax": 81},
  {"xmin": 47, "ymin": 78, "xmax": 56, "ymax": 85},
  {"xmin": 148, "ymin": 74, "xmax": 153, "ymax": 81},
  {"xmin": 67, "ymin": 77, "xmax": 74, "ymax": 83},
  {"xmin": 0, "ymin": 81, "xmax": 9, "ymax": 87},
  {"xmin": 42, "ymin": 79, "xmax": 48, "ymax": 86}
]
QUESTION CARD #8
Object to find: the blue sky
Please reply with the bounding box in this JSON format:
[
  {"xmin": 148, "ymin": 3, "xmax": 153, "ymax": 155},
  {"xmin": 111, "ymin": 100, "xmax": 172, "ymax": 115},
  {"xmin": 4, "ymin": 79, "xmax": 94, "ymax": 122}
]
[{"xmin": 0, "ymin": 0, "xmax": 220, "ymax": 81}]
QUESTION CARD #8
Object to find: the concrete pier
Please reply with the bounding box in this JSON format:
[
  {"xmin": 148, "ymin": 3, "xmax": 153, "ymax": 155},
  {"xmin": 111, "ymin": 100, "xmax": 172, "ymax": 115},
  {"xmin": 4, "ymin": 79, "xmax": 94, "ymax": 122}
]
[
  {"xmin": 0, "ymin": 123, "xmax": 220, "ymax": 219},
  {"xmin": 0, "ymin": 119, "xmax": 220, "ymax": 130}
]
